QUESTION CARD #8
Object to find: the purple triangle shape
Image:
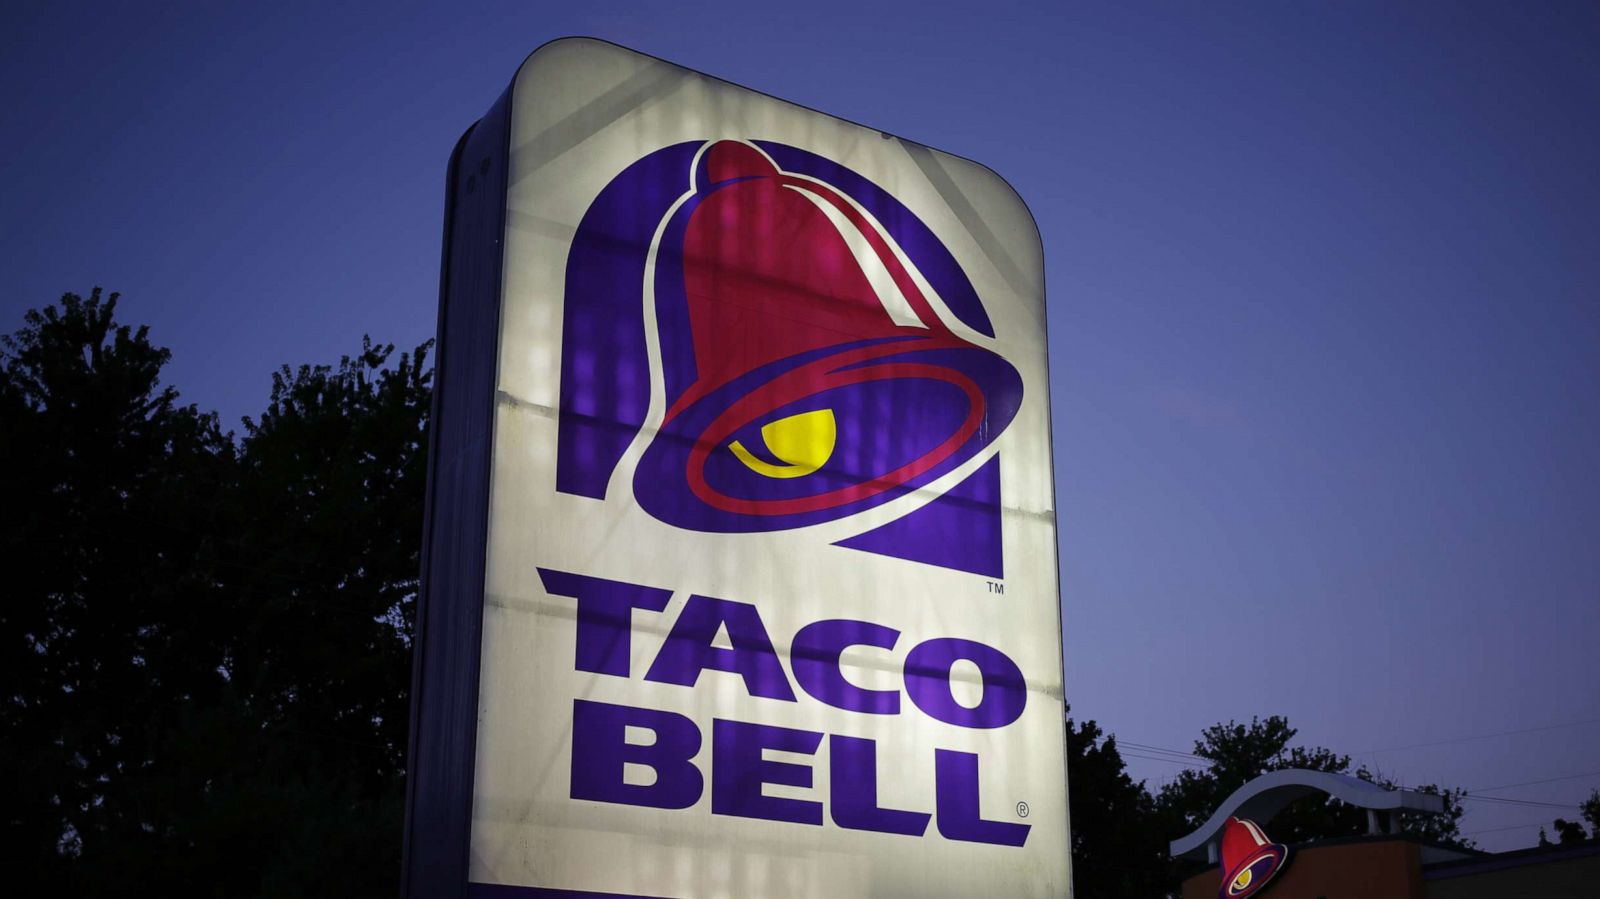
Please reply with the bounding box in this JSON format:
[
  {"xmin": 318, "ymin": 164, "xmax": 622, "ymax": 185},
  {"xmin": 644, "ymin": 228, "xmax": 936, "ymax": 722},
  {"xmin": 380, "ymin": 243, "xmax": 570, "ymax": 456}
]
[{"xmin": 835, "ymin": 456, "xmax": 1004, "ymax": 578}]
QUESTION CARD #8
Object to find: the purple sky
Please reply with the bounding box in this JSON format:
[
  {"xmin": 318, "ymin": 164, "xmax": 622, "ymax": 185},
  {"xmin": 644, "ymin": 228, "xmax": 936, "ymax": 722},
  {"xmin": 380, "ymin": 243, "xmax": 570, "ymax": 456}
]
[{"xmin": 4, "ymin": 1, "xmax": 1596, "ymax": 852}]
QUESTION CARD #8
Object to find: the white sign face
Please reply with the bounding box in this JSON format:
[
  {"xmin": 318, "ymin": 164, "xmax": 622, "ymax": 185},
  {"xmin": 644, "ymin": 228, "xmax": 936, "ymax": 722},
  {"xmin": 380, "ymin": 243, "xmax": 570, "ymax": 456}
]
[{"xmin": 470, "ymin": 38, "xmax": 1067, "ymax": 899}]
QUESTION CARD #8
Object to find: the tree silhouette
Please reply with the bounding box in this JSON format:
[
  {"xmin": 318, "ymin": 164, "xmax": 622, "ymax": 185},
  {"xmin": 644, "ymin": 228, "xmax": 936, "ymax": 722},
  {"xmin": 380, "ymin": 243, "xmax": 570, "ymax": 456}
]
[
  {"xmin": 1155, "ymin": 716, "xmax": 1469, "ymax": 853},
  {"xmin": 1, "ymin": 289, "xmax": 234, "ymax": 892},
  {"xmin": 1065, "ymin": 708, "xmax": 1179, "ymax": 897},
  {"xmin": 1540, "ymin": 787, "xmax": 1600, "ymax": 846},
  {"xmin": 1, "ymin": 290, "xmax": 429, "ymax": 897}
]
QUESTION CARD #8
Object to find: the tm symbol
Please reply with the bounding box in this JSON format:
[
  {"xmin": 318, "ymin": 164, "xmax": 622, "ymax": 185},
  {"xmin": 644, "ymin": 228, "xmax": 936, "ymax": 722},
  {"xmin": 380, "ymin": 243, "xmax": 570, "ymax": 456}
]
[{"xmin": 987, "ymin": 581, "xmax": 1004, "ymax": 595}]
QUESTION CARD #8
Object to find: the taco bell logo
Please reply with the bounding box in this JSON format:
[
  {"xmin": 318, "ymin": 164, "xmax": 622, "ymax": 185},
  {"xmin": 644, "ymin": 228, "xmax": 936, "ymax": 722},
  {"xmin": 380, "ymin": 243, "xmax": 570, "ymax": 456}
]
[
  {"xmin": 556, "ymin": 140, "xmax": 1023, "ymax": 577},
  {"xmin": 405, "ymin": 39, "xmax": 1068, "ymax": 898}
]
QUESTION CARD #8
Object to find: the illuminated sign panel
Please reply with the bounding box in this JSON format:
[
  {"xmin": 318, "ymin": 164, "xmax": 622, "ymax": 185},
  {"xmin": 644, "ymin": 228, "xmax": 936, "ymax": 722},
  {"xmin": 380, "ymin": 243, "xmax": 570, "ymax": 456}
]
[{"xmin": 405, "ymin": 38, "xmax": 1068, "ymax": 899}]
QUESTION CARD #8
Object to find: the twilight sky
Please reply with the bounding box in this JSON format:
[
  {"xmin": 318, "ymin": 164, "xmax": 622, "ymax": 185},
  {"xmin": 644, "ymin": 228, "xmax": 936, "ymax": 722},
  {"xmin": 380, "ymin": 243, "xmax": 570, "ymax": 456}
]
[{"xmin": 3, "ymin": 0, "xmax": 1596, "ymax": 852}]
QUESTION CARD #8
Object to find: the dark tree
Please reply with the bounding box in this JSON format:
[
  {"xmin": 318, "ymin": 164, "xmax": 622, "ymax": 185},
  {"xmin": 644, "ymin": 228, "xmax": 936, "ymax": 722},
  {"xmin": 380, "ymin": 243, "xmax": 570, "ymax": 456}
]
[
  {"xmin": 1065, "ymin": 708, "xmax": 1179, "ymax": 898},
  {"xmin": 230, "ymin": 334, "xmax": 431, "ymax": 779},
  {"xmin": 1155, "ymin": 716, "xmax": 1469, "ymax": 851},
  {"xmin": 127, "ymin": 335, "xmax": 433, "ymax": 898},
  {"xmin": 212, "ymin": 335, "xmax": 432, "ymax": 896},
  {"xmin": 1, "ymin": 291, "xmax": 430, "ymax": 897},
  {"xmin": 1541, "ymin": 818, "xmax": 1588, "ymax": 846},
  {"xmin": 1, "ymin": 290, "xmax": 234, "ymax": 892},
  {"xmin": 1540, "ymin": 788, "xmax": 1600, "ymax": 847}
]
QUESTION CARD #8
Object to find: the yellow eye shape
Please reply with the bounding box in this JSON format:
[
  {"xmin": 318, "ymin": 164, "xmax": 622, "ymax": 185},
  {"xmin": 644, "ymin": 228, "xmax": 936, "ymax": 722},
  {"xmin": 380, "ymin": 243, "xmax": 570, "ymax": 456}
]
[
  {"xmin": 730, "ymin": 409, "xmax": 837, "ymax": 479},
  {"xmin": 1231, "ymin": 869, "xmax": 1253, "ymax": 890}
]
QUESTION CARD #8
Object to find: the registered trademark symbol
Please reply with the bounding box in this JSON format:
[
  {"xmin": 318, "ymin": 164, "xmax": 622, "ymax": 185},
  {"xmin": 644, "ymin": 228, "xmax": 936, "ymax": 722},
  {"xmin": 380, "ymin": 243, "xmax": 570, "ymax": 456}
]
[{"xmin": 1016, "ymin": 801, "xmax": 1029, "ymax": 818}]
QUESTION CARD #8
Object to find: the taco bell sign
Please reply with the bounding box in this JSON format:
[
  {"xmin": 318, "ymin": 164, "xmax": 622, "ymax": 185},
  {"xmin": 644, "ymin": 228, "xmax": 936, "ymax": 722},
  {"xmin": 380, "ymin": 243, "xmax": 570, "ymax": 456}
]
[{"xmin": 403, "ymin": 38, "xmax": 1070, "ymax": 899}]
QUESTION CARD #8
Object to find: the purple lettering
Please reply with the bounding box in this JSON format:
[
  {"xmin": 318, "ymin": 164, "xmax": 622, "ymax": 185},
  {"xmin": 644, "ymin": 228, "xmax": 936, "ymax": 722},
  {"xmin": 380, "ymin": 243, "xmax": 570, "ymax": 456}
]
[
  {"xmin": 711, "ymin": 719, "xmax": 822, "ymax": 825},
  {"xmin": 792, "ymin": 619, "xmax": 901, "ymax": 714},
  {"xmin": 934, "ymin": 748, "xmax": 1029, "ymax": 847},
  {"xmin": 645, "ymin": 595, "xmax": 796, "ymax": 701},
  {"xmin": 904, "ymin": 638, "xmax": 1026, "ymax": 729},
  {"xmin": 570, "ymin": 699, "xmax": 703, "ymax": 810},
  {"xmin": 538, "ymin": 568, "xmax": 670, "ymax": 677},
  {"xmin": 829, "ymin": 735, "xmax": 930, "ymax": 836}
]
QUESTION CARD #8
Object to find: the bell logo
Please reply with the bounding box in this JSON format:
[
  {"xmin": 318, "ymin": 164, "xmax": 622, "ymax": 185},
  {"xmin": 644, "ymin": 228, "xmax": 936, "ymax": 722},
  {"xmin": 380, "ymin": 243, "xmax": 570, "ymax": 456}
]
[
  {"xmin": 1219, "ymin": 817, "xmax": 1291, "ymax": 898},
  {"xmin": 556, "ymin": 139, "xmax": 1023, "ymax": 577}
]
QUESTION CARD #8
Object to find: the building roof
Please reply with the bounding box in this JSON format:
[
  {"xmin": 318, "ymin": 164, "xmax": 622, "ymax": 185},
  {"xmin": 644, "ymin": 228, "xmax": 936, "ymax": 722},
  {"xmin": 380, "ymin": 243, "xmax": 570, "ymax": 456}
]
[{"xmin": 1170, "ymin": 768, "xmax": 1449, "ymax": 860}]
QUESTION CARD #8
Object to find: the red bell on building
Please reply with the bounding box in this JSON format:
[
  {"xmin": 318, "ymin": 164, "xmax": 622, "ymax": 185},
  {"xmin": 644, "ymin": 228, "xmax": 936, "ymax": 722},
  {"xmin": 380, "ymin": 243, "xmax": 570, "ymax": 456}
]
[{"xmin": 1218, "ymin": 816, "xmax": 1291, "ymax": 898}]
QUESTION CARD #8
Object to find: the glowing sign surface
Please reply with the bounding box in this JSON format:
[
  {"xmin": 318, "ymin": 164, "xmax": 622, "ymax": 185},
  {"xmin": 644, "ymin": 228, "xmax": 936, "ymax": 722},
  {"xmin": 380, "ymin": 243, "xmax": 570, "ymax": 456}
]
[{"xmin": 406, "ymin": 37, "xmax": 1068, "ymax": 899}]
